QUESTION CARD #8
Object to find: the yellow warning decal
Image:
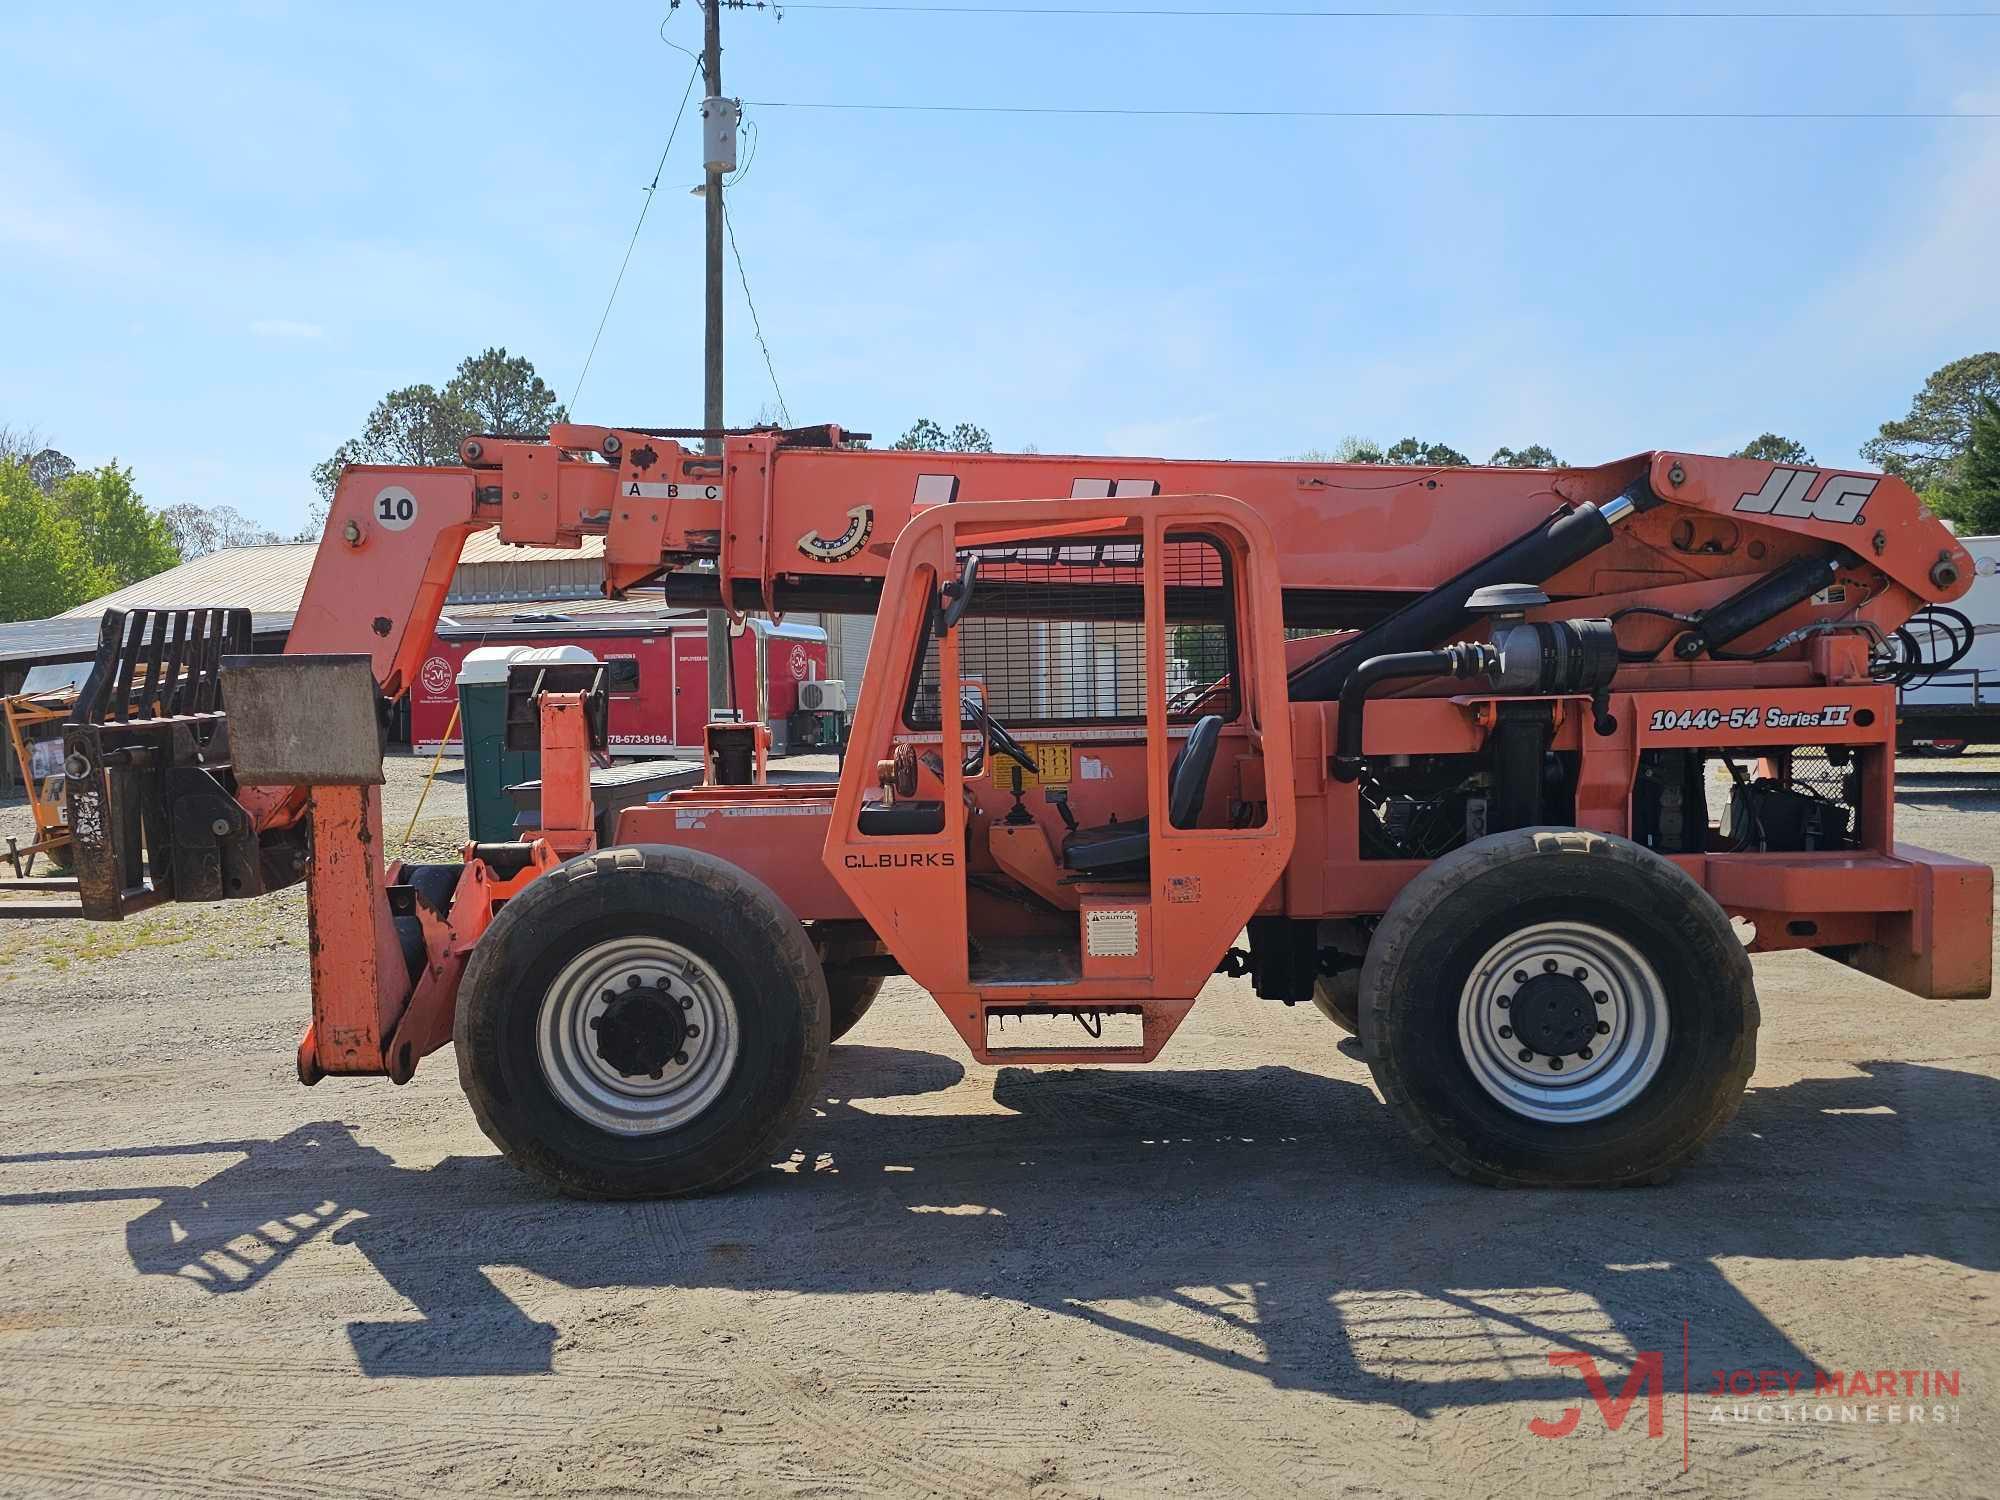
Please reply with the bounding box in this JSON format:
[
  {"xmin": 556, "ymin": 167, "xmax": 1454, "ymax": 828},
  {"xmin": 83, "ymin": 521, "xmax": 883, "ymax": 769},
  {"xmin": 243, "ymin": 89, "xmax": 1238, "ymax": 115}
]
[{"xmin": 991, "ymin": 742, "xmax": 1072, "ymax": 790}]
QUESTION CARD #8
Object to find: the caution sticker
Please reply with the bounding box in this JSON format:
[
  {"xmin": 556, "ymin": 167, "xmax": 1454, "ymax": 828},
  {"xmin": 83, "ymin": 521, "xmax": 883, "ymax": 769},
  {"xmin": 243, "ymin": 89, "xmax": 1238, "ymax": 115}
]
[{"xmin": 991, "ymin": 742, "xmax": 1072, "ymax": 790}]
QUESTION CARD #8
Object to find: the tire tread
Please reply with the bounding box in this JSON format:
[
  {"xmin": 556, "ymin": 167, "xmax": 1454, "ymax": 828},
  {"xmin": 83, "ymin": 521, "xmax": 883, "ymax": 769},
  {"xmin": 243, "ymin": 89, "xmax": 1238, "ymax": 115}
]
[
  {"xmin": 455, "ymin": 844, "xmax": 830, "ymax": 1199},
  {"xmin": 1360, "ymin": 826, "xmax": 1758, "ymax": 1188}
]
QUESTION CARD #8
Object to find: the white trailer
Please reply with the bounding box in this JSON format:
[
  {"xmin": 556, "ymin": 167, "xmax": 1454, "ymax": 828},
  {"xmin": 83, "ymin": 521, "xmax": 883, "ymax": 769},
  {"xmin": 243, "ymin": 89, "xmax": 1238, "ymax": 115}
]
[{"xmin": 1899, "ymin": 535, "xmax": 2000, "ymax": 751}]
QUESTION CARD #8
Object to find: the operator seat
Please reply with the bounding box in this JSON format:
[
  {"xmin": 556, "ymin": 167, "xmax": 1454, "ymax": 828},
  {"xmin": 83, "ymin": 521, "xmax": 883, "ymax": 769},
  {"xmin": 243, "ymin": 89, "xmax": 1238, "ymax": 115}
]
[{"xmin": 1059, "ymin": 714, "xmax": 1224, "ymax": 876}]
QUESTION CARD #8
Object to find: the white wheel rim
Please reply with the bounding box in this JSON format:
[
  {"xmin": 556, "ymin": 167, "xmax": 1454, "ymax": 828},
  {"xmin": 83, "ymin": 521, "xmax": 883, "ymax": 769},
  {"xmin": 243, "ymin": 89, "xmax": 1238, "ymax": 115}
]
[
  {"xmin": 536, "ymin": 935, "xmax": 741, "ymax": 1136},
  {"xmin": 1456, "ymin": 919, "xmax": 1669, "ymax": 1124}
]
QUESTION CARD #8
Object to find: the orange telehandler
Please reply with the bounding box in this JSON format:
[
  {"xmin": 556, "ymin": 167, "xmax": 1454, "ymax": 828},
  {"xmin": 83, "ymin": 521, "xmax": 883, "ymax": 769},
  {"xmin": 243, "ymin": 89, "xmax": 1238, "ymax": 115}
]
[{"xmin": 9, "ymin": 422, "xmax": 1990, "ymax": 1195}]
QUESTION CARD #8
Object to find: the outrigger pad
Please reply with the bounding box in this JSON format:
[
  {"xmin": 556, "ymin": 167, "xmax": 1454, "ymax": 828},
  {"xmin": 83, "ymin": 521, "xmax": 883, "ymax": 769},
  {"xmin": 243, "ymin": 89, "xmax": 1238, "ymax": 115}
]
[{"xmin": 219, "ymin": 654, "xmax": 385, "ymax": 786}]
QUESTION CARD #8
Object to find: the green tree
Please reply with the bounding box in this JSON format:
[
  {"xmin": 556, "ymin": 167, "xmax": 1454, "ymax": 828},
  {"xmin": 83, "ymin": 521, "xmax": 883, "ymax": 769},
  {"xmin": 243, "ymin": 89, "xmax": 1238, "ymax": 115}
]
[
  {"xmin": 447, "ymin": 347, "xmax": 565, "ymax": 436},
  {"xmin": 311, "ymin": 383, "xmax": 462, "ymax": 500},
  {"xmin": 1860, "ymin": 353, "xmax": 2000, "ymax": 490},
  {"xmin": 1489, "ymin": 444, "xmax": 1563, "ymax": 468},
  {"xmin": 1381, "ymin": 437, "xmax": 1470, "ymax": 467},
  {"xmin": 312, "ymin": 347, "xmax": 567, "ymax": 503},
  {"xmin": 27, "ymin": 447, "xmax": 76, "ymax": 492},
  {"xmin": 1931, "ymin": 396, "xmax": 2000, "ymax": 536},
  {"xmin": 0, "ymin": 459, "xmax": 96, "ymax": 621},
  {"xmin": 1293, "ymin": 437, "xmax": 1378, "ymax": 463},
  {"xmin": 52, "ymin": 462, "xmax": 179, "ymax": 592},
  {"xmin": 1733, "ymin": 433, "xmax": 1815, "ymax": 466},
  {"xmin": 892, "ymin": 418, "xmax": 993, "ymax": 453}
]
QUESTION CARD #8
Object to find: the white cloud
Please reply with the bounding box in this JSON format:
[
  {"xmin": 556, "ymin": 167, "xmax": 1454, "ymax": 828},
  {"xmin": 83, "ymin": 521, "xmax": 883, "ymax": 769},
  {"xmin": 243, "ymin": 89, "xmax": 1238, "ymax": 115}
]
[{"xmin": 249, "ymin": 318, "xmax": 324, "ymax": 340}]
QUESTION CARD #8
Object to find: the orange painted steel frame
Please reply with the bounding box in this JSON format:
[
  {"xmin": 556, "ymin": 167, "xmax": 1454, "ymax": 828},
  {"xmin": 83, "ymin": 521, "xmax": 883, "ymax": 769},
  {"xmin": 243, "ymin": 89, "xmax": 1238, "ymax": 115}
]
[
  {"xmin": 294, "ymin": 695, "xmax": 567, "ymax": 1086},
  {"xmin": 273, "ymin": 430, "xmax": 1988, "ymax": 1085}
]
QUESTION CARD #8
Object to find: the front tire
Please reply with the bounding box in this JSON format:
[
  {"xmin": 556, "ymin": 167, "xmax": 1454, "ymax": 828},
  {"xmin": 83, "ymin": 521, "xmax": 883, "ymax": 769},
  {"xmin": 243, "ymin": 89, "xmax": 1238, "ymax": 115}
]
[
  {"xmin": 455, "ymin": 845, "xmax": 830, "ymax": 1199},
  {"xmin": 1362, "ymin": 827, "xmax": 1757, "ymax": 1187}
]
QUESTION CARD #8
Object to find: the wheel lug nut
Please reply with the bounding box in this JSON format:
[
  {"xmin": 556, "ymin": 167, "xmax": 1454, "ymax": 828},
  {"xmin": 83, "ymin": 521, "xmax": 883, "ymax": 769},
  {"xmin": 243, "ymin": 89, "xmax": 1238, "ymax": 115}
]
[
  {"xmin": 1518, "ymin": 1047, "xmax": 1534, "ymax": 1063},
  {"xmin": 1578, "ymin": 1046, "xmax": 1593, "ymax": 1060},
  {"xmin": 1549, "ymin": 1057, "xmax": 1564, "ymax": 1070},
  {"xmin": 626, "ymin": 975, "xmax": 641, "ymax": 989},
  {"xmin": 1543, "ymin": 958, "xmax": 1558, "ymax": 973},
  {"xmin": 1572, "ymin": 966, "xmax": 1587, "ymax": 979},
  {"xmin": 649, "ymin": 1069, "xmax": 664, "ymax": 1080},
  {"xmin": 674, "ymin": 1050, "xmax": 690, "ymax": 1066},
  {"xmin": 1596, "ymin": 1020, "xmax": 1610, "ymax": 1034},
  {"xmin": 602, "ymin": 989, "xmax": 616, "ymax": 1002},
  {"xmin": 680, "ymin": 996, "xmax": 693, "ymax": 1010},
  {"xmin": 1498, "ymin": 1025, "xmax": 1513, "ymax": 1039},
  {"xmin": 1514, "ymin": 969, "xmax": 1528, "ymax": 984},
  {"xmin": 1497, "ymin": 995, "xmax": 1511, "ymax": 1009},
  {"xmin": 1592, "ymin": 990, "xmax": 1608, "ymax": 1004},
  {"xmin": 589, "ymin": 1016, "xmax": 603, "ymax": 1030},
  {"xmin": 685, "ymin": 1024, "xmax": 700, "ymax": 1038}
]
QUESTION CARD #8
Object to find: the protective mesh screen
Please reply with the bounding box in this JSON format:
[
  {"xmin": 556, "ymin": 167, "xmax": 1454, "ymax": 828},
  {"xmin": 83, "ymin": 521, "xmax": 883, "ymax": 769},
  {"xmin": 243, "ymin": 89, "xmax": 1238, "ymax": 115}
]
[
  {"xmin": 907, "ymin": 534, "xmax": 1237, "ymax": 728},
  {"xmin": 1709, "ymin": 745, "xmax": 1863, "ymax": 852}
]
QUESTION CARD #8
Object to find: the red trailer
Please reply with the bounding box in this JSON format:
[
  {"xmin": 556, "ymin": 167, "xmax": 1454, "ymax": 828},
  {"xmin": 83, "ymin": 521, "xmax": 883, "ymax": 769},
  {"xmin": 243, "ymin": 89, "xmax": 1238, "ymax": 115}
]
[{"xmin": 412, "ymin": 614, "xmax": 829, "ymax": 756}]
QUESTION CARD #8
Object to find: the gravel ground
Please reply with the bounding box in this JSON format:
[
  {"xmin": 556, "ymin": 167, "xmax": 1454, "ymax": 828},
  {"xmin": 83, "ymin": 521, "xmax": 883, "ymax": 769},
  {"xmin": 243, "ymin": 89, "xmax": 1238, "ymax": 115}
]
[{"xmin": 1, "ymin": 750, "xmax": 1997, "ymax": 1498}]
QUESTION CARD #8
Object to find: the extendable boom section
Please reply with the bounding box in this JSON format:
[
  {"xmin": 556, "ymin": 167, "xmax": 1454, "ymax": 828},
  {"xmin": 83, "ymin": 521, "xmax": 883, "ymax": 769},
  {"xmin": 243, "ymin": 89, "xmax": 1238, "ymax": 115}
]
[{"xmin": 292, "ymin": 424, "xmax": 1972, "ymax": 722}]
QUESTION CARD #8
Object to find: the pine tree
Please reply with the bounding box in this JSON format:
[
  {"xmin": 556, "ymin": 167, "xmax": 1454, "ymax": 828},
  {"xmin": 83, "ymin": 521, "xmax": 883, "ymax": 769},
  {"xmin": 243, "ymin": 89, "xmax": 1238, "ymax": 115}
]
[{"xmin": 1934, "ymin": 397, "xmax": 2000, "ymax": 536}]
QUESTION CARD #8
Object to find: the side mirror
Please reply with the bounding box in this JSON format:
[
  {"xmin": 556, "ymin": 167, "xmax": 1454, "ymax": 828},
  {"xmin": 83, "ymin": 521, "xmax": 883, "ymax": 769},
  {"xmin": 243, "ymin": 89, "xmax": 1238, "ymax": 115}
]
[{"xmin": 937, "ymin": 554, "xmax": 980, "ymax": 631}]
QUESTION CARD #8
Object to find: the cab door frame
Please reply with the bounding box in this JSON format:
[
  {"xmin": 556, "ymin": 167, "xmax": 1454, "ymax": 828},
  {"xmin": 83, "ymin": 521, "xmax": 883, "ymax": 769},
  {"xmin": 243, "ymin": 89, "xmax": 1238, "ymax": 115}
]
[{"xmin": 823, "ymin": 493, "xmax": 1296, "ymax": 1062}]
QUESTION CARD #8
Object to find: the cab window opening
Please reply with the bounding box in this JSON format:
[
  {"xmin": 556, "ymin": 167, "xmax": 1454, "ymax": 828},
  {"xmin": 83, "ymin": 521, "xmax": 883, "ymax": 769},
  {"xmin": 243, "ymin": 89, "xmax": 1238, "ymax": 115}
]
[{"xmin": 902, "ymin": 534, "xmax": 1240, "ymax": 731}]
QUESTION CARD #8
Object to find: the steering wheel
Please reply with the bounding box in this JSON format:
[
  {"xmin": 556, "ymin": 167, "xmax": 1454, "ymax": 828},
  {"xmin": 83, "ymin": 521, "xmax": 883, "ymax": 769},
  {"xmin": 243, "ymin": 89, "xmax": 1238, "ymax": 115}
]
[{"xmin": 960, "ymin": 695, "xmax": 1037, "ymax": 777}]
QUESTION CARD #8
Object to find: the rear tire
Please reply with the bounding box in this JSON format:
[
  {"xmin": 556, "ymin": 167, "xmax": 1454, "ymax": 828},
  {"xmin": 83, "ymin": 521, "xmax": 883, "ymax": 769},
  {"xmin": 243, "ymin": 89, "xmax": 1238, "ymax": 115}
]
[
  {"xmin": 827, "ymin": 974, "xmax": 884, "ymax": 1042},
  {"xmin": 1310, "ymin": 970, "xmax": 1360, "ymax": 1035},
  {"xmin": 1361, "ymin": 827, "xmax": 1756, "ymax": 1187},
  {"xmin": 455, "ymin": 844, "xmax": 829, "ymax": 1199}
]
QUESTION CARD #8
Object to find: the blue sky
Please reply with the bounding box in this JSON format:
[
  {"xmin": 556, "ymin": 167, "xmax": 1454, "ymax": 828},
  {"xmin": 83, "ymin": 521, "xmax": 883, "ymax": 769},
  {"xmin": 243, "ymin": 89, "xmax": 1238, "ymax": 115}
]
[{"xmin": 2, "ymin": 1, "xmax": 1996, "ymax": 533}]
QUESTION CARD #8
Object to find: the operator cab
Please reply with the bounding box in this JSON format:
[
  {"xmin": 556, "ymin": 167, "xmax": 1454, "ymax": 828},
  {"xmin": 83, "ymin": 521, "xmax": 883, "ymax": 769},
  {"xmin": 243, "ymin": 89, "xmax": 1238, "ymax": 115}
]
[{"xmin": 824, "ymin": 495, "xmax": 1296, "ymax": 1062}]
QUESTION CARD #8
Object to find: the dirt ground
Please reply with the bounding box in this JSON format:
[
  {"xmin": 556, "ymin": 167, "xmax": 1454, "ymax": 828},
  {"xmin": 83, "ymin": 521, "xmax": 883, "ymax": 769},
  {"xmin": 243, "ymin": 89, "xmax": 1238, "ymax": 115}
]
[{"xmin": 1, "ymin": 751, "xmax": 1997, "ymax": 1498}]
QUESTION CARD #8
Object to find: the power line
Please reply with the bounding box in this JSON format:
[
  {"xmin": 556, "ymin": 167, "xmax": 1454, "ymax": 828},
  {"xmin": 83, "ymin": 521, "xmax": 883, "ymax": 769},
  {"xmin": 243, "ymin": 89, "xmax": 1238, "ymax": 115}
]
[
  {"xmin": 778, "ymin": 2, "xmax": 2000, "ymax": 16},
  {"xmin": 723, "ymin": 201, "xmax": 792, "ymax": 426},
  {"xmin": 747, "ymin": 98, "xmax": 2000, "ymax": 118},
  {"xmin": 569, "ymin": 59, "xmax": 704, "ymax": 414}
]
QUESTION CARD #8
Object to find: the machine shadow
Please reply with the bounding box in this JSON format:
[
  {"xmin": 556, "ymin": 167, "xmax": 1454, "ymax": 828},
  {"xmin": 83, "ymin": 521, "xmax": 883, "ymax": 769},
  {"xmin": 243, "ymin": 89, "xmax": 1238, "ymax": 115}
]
[{"xmin": 12, "ymin": 1046, "xmax": 1995, "ymax": 1405}]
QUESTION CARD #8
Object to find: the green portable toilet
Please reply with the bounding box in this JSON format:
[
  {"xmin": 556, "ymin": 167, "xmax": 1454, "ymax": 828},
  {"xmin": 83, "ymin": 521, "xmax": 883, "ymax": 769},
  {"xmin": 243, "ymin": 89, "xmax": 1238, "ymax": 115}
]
[
  {"xmin": 456, "ymin": 645, "xmax": 605, "ymax": 841},
  {"xmin": 458, "ymin": 646, "xmax": 530, "ymax": 842}
]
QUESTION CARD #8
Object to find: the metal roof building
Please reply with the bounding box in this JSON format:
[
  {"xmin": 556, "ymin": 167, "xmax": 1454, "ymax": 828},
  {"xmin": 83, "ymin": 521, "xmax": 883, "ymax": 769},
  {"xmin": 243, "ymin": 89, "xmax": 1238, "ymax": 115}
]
[
  {"xmin": 56, "ymin": 533, "xmax": 615, "ymax": 620},
  {"xmin": 2, "ymin": 534, "xmax": 619, "ymax": 678},
  {"xmin": 58, "ymin": 542, "xmax": 321, "ymax": 619},
  {"xmin": 2, "ymin": 530, "xmax": 872, "ymax": 757}
]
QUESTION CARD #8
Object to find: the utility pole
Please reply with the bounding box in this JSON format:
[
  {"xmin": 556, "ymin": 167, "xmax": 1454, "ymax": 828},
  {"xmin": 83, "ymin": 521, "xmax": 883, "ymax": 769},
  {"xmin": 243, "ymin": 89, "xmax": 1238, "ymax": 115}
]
[{"xmin": 701, "ymin": 0, "xmax": 735, "ymax": 716}]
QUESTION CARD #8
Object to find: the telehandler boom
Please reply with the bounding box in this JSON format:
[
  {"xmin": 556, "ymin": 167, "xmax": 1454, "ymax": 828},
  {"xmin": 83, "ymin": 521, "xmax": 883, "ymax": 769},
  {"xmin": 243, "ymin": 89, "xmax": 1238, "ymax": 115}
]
[{"xmin": 16, "ymin": 423, "xmax": 1990, "ymax": 1194}]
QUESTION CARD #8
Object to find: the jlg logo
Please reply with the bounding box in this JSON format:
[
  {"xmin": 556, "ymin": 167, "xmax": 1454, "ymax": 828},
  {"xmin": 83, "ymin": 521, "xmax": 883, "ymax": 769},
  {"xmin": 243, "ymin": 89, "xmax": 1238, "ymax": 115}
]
[{"xmin": 1733, "ymin": 467, "xmax": 1876, "ymax": 526}]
